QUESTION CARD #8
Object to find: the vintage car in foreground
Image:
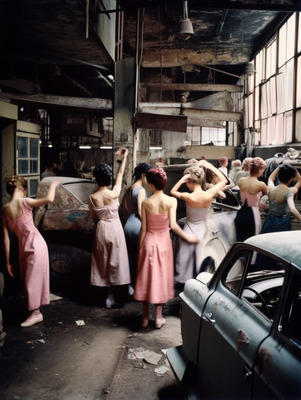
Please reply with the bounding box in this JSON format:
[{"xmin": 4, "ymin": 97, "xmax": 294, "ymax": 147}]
[{"xmin": 167, "ymin": 231, "xmax": 301, "ymax": 400}]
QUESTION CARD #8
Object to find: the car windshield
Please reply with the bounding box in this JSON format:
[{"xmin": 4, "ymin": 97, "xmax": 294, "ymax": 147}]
[{"xmin": 62, "ymin": 181, "xmax": 97, "ymax": 204}]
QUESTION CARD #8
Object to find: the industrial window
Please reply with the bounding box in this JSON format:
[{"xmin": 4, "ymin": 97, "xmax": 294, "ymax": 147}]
[
  {"xmin": 16, "ymin": 133, "xmax": 40, "ymax": 197},
  {"xmin": 185, "ymin": 126, "xmax": 226, "ymax": 146},
  {"xmin": 251, "ymin": 13, "xmax": 297, "ymax": 145}
]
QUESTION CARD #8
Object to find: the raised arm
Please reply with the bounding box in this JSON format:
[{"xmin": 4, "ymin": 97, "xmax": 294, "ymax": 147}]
[
  {"xmin": 26, "ymin": 179, "xmax": 62, "ymax": 208},
  {"xmin": 294, "ymin": 169, "xmax": 301, "ymax": 190},
  {"xmin": 199, "ymin": 160, "xmax": 227, "ymax": 196},
  {"xmin": 114, "ymin": 147, "xmax": 128, "ymax": 188},
  {"xmin": 268, "ymin": 166, "xmax": 279, "ymax": 188},
  {"xmin": 170, "ymin": 174, "xmax": 190, "ymax": 199}
]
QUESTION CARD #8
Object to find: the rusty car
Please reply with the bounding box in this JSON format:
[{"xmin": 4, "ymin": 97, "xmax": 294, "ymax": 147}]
[
  {"xmin": 167, "ymin": 230, "xmax": 301, "ymax": 400},
  {"xmin": 34, "ymin": 176, "xmax": 97, "ymax": 298}
]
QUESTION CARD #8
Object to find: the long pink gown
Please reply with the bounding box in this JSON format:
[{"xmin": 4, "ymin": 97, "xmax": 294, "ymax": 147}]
[
  {"xmin": 90, "ymin": 198, "xmax": 131, "ymax": 287},
  {"xmin": 4, "ymin": 199, "xmax": 50, "ymax": 311},
  {"xmin": 134, "ymin": 213, "xmax": 174, "ymax": 304}
]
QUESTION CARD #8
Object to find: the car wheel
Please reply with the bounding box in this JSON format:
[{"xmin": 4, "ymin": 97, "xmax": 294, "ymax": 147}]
[{"xmin": 48, "ymin": 244, "xmax": 92, "ymax": 301}]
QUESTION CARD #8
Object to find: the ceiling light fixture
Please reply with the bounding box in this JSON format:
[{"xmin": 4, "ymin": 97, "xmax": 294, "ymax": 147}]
[
  {"xmin": 178, "ymin": 1, "xmax": 194, "ymax": 41},
  {"xmin": 245, "ymin": 62, "xmax": 256, "ymax": 76}
]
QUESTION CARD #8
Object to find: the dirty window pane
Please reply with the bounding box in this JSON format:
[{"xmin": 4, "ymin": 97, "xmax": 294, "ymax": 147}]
[
  {"xmin": 224, "ymin": 251, "xmax": 250, "ymax": 294},
  {"xmin": 17, "ymin": 136, "xmax": 28, "ymax": 158},
  {"xmin": 30, "ymin": 160, "xmax": 38, "ymax": 174},
  {"xmin": 30, "ymin": 137, "xmax": 39, "ymax": 158},
  {"xmin": 18, "ymin": 159, "xmax": 28, "ymax": 174}
]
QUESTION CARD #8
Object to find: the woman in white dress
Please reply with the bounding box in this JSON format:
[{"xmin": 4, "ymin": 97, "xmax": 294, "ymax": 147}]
[{"xmin": 170, "ymin": 160, "xmax": 227, "ymax": 287}]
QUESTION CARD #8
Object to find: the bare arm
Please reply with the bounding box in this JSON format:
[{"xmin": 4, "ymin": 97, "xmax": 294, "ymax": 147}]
[
  {"xmin": 268, "ymin": 166, "xmax": 279, "ymax": 188},
  {"xmin": 294, "ymin": 169, "xmax": 301, "ymax": 190},
  {"xmin": 26, "ymin": 179, "xmax": 62, "ymax": 208},
  {"xmin": 139, "ymin": 202, "xmax": 147, "ymax": 246},
  {"xmin": 1, "ymin": 214, "xmax": 15, "ymax": 278},
  {"xmin": 287, "ymin": 196, "xmax": 301, "ymax": 222},
  {"xmin": 137, "ymin": 187, "xmax": 146, "ymax": 218},
  {"xmin": 168, "ymin": 197, "xmax": 198, "ymax": 243},
  {"xmin": 170, "ymin": 174, "xmax": 190, "ymax": 199},
  {"xmin": 114, "ymin": 148, "xmax": 128, "ymax": 188},
  {"xmin": 200, "ymin": 161, "xmax": 227, "ymax": 197}
]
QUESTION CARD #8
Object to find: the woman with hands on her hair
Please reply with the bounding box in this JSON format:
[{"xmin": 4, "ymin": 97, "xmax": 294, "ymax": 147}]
[
  {"xmin": 2, "ymin": 175, "xmax": 61, "ymax": 327},
  {"xmin": 261, "ymin": 163, "xmax": 301, "ymax": 233},
  {"xmin": 170, "ymin": 160, "xmax": 227, "ymax": 288}
]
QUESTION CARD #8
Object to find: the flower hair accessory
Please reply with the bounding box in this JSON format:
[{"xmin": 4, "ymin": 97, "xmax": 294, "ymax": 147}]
[{"xmin": 156, "ymin": 168, "xmax": 167, "ymax": 179}]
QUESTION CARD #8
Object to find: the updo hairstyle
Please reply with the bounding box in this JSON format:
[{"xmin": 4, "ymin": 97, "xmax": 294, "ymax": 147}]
[
  {"xmin": 93, "ymin": 163, "xmax": 113, "ymax": 186},
  {"xmin": 250, "ymin": 157, "xmax": 266, "ymax": 176},
  {"xmin": 145, "ymin": 168, "xmax": 167, "ymax": 190},
  {"xmin": 133, "ymin": 162, "xmax": 152, "ymax": 181},
  {"xmin": 184, "ymin": 165, "xmax": 206, "ymax": 188},
  {"xmin": 278, "ymin": 164, "xmax": 297, "ymax": 183},
  {"xmin": 6, "ymin": 175, "xmax": 27, "ymax": 196}
]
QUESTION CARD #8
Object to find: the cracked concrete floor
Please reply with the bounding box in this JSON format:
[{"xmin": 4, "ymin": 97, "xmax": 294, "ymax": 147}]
[{"xmin": 0, "ymin": 289, "xmax": 184, "ymax": 400}]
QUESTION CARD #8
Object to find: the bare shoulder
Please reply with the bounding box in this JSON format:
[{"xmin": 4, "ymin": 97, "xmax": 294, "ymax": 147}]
[{"xmin": 162, "ymin": 193, "xmax": 176, "ymax": 207}]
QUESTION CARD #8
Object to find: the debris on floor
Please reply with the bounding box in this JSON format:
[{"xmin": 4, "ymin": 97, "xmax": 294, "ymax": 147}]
[{"xmin": 127, "ymin": 347, "xmax": 162, "ymax": 365}]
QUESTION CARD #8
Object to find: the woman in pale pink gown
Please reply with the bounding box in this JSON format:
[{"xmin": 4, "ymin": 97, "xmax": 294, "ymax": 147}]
[
  {"xmin": 89, "ymin": 148, "xmax": 131, "ymax": 308},
  {"xmin": 2, "ymin": 176, "xmax": 61, "ymax": 327},
  {"xmin": 134, "ymin": 168, "xmax": 198, "ymax": 329}
]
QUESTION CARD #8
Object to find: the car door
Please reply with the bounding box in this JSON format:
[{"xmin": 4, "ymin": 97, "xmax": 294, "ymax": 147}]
[
  {"xmin": 252, "ymin": 267, "xmax": 301, "ymax": 400},
  {"xmin": 196, "ymin": 246, "xmax": 285, "ymax": 399}
]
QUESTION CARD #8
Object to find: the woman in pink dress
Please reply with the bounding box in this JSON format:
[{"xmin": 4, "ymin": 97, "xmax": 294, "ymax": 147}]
[
  {"xmin": 89, "ymin": 148, "xmax": 131, "ymax": 308},
  {"xmin": 134, "ymin": 168, "xmax": 198, "ymax": 329},
  {"xmin": 2, "ymin": 176, "xmax": 61, "ymax": 327}
]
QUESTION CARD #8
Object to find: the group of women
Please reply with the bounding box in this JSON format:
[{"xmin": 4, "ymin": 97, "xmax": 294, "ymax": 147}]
[{"xmin": 2, "ymin": 150, "xmax": 301, "ymax": 329}]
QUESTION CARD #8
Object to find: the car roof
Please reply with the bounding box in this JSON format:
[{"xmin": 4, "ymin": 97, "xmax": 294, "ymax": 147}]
[{"xmin": 245, "ymin": 231, "xmax": 301, "ymax": 269}]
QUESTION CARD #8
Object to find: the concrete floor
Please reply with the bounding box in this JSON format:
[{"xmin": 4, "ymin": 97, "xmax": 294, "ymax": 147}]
[{"xmin": 0, "ymin": 287, "xmax": 184, "ymax": 400}]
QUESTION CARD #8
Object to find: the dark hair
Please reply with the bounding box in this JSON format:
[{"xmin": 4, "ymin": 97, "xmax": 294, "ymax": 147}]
[
  {"xmin": 133, "ymin": 162, "xmax": 152, "ymax": 181},
  {"xmin": 146, "ymin": 168, "xmax": 167, "ymax": 190},
  {"xmin": 278, "ymin": 164, "xmax": 297, "ymax": 183},
  {"xmin": 93, "ymin": 163, "xmax": 112, "ymax": 186},
  {"xmin": 6, "ymin": 175, "xmax": 27, "ymax": 196}
]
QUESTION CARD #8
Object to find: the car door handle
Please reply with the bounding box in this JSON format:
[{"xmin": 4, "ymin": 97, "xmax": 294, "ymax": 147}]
[
  {"xmin": 203, "ymin": 312, "xmax": 215, "ymax": 324},
  {"xmin": 243, "ymin": 365, "xmax": 253, "ymax": 380}
]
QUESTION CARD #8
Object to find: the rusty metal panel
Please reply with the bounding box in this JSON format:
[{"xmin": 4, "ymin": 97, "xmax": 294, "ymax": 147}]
[{"xmin": 134, "ymin": 113, "xmax": 187, "ymax": 132}]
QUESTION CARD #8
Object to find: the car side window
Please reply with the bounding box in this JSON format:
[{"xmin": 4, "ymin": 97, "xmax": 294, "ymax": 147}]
[
  {"xmin": 224, "ymin": 250, "xmax": 251, "ymax": 294},
  {"xmin": 281, "ymin": 271, "xmax": 301, "ymax": 345},
  {"xmin": 224, "ymin": 249, "xmax": 285, "ymax": 321}
]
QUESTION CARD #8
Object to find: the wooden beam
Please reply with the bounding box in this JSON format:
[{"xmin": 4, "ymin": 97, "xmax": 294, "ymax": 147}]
[
  {"xmin": 138, "ymin": 104, "xmax": 242, "ymax": 126},
  {"xmin": 140, "ymin": 48, "xmax": 250, "ymax": 68},
  {"xmin": 141, "ymin": 83, "xmax": 243, "ymax": 93},
  {"xmin": 0, "ymin": 93, "xmax": 113, "ymax": 115},
  {"xmin": 134, "ymin": 113, "xmax": 187, "ymax": 132},
  {"xmin": 120, "ymin": 0, "xmax": 299, "ymax": 12}
]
